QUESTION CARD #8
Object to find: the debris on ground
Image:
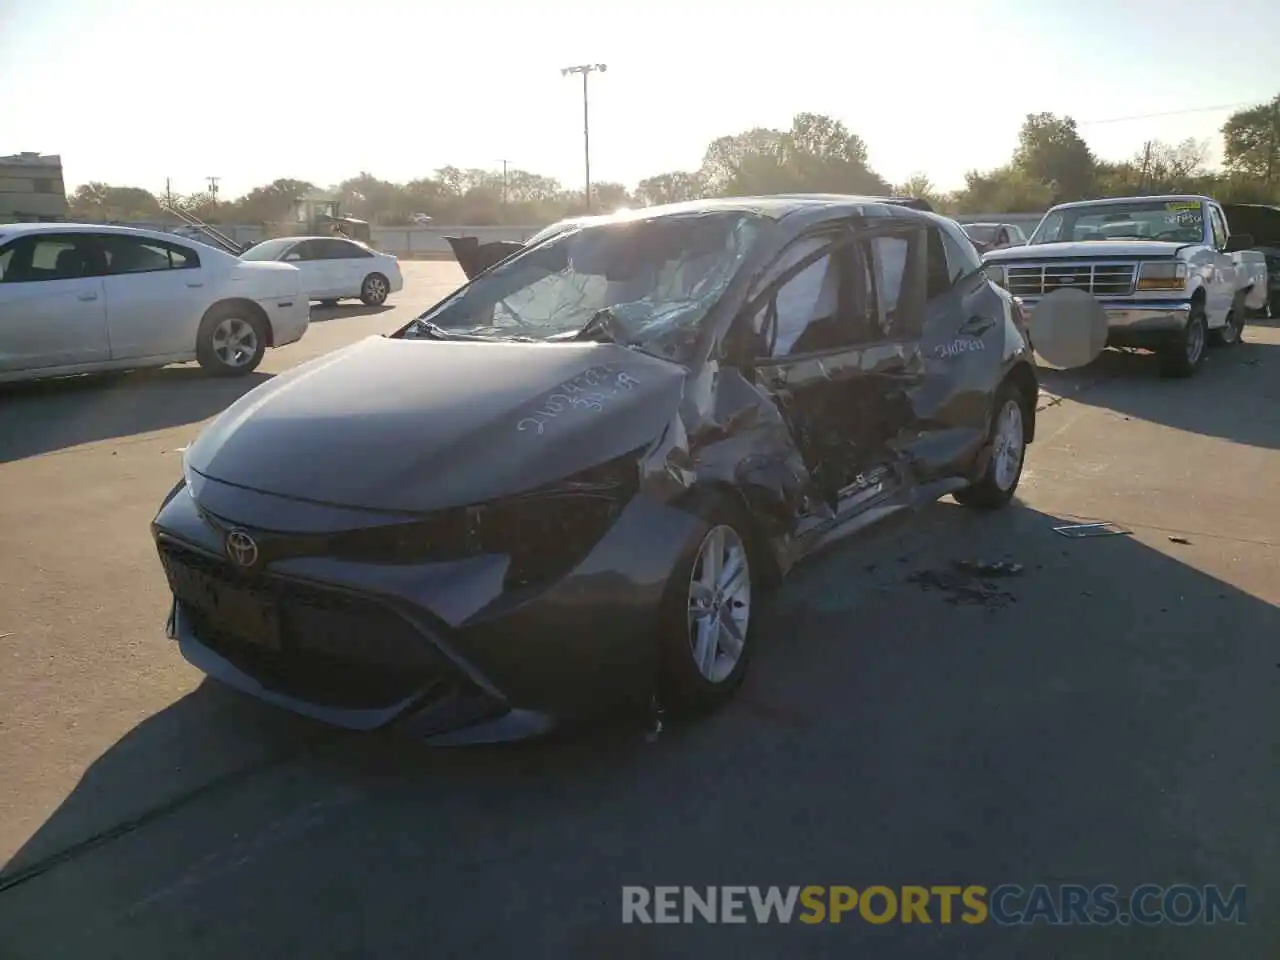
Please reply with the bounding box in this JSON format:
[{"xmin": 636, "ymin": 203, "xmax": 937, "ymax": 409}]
[
  {"xmin": 1053, "ymin": 521, "xmax": 1132, "ymax": 538},
  {"xmin": 906, "ymin": 559, "xmax": 1023, "ymax": 609},
  {"xmin": 1168, "ymin": 536, "xmax": 1191, "ymax": 545}
]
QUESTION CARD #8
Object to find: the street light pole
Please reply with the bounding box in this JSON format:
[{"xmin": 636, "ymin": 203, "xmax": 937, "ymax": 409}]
[{"xmin": 560, "ymin": 63, "xmax": 607, "ymax": 213}]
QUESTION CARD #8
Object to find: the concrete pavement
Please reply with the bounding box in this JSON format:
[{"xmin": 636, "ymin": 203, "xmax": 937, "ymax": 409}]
[{"xmin": 0, "ymin": 265, "xmax": 1276, "ymax": 958}]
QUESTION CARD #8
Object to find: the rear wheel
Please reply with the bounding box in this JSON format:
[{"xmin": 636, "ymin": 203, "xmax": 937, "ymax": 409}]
[
  {"xmin": 360, "ymin": 273, "xmax": 390, "ymax": 306},
  {"xmin": 195, "ymin": 305, "xmax": 266, "ymax": 376},
  {"xmin": 1158, "ymin": 303, "xmax": 1207, "ymax": 377},
  {"xmin": 955, "ymin": 380, "xmax": 1027, "ymax": 510},
  {"xmin": 1210, "ymin": 306, "xmax": 1246, "ymax": 348},
  {"xmin": 657, "ymin": 495, "xmax": 758, "ymax": 713}
]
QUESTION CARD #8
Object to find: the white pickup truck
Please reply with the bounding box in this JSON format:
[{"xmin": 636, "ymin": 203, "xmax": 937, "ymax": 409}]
[{"xmin": 981, "ymin": 195, "xmax": 1268, "ymax": 377}]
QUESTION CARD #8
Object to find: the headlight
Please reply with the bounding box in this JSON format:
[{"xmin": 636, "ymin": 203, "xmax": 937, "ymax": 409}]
[
  {"xmin": 181, "ymin": 451, "xmax": 199, "ymax": 498},
  {"xmin": 984, "ymin": 264, "xmax": 1006, "ymax": 287},
  {"xmin": 1136, "ymin": 261, "xmax": 1187, "ymax": 291}
]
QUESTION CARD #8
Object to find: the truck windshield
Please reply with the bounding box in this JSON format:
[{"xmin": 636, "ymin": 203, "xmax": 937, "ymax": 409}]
[{"xmin": 1030, "ymin": 200, "xmax": 1204, "ymax": 244}]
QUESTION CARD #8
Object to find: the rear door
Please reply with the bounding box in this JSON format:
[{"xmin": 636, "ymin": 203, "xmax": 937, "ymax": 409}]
[
  {"xmin": 99, "ymin": 234, "xmax": 208, "ymax": 359},
  {"xmin": 317, "ymin": 238, "xmax": 374, "ymax": 295},
  {"xmin": 0, "ymin": 233, "xmax": 110, "ymax": 372},
  {"xmin": 743, "ymin": 220, "xmax": 925, "ymax": 512},
  {"xmin": 282, "ymin": 240, "xmax": 335, "ymax": 298}
]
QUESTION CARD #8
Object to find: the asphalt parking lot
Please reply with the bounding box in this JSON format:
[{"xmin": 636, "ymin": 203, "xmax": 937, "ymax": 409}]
[{"xmin": 1, "ymin": 262, "xmax": 1277, "ymax": 959}]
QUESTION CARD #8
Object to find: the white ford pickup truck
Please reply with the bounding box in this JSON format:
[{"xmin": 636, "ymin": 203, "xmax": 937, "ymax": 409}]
[{"xmin": 981, "ymin": 195, "xmax": 1268, "ymax": 377}]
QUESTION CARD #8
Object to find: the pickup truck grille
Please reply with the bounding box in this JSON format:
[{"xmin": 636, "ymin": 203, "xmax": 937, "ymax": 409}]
[{"xmin": 1005, "ymin": 262, "xmax": 1137, "ymax": 297}]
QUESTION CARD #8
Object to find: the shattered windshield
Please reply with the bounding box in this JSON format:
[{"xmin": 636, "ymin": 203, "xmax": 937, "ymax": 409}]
[
  {"xmin": 1030, "ymin": 200, "xmax": 1205, "ymax": 244},
  {"xmin": 403, "ymin": 211, "xmax": 765, "ymax": 361}
]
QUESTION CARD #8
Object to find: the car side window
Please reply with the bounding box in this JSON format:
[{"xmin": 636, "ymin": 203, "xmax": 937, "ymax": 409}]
[
  {"xmin": 100, "ymin": 236, "xmax": 200, "ymax": 275},
  {"xmin": 924, "ymin": 227, "xmax": 952, "ymax": 301},
  {"xmin": 864, "ymin": 235, "xmax": 912, "ymax": 336},
  {"xmin": 0, "ymin": 235, "xmax": 101, "ymax": 283},
  {"xmin": 939, "ymin": 223, "xmax": 983, "ymax": 284},
  {"xmin": 284, "ymin": 241, "xmax": 317, "ymax": 262},
  {"xmin": 329, "ymin": 239, "xmax": 372, "ymax": 259},
  {"xmin": 1209, "ymin": 207, "xmax": 1228, "ymax": 249}
]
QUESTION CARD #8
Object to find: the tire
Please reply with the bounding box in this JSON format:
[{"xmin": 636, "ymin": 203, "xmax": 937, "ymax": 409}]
[
  {"xmin": 955, "ymin": 380, "xmax": 1027, "ymax": 511},
  {"xmin": 360, "ymin": 273, "xmax": 390, "ymax": 306},
  {"xmin": 1157, "ymin": 303, "xmax": 1207, "ymax": 378},
  {"xmin": 1210, "ymin": 295, "xmax": 1246, "ymax": 348},
  {"xmin": 656, "ymin": 494, "xmax": 759, "ymax": 714},
  {"xmin": 195, "ymin": 304, "xmax": 267, "ymax": 376}
]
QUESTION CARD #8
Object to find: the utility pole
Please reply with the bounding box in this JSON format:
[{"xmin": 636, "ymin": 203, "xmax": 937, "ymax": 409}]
[
  {"xmin": 164, "ymin": 178, "xmax": 173, "ymax": 208},
  {"xmin": 560, "ymin": 63, "xmax": 607, "ymax": 213},
  {"xmin": 206, "ymin": 176, "xmax": 220, "ymax": 206},
  {"xmin": 1140, "ymin": 141, "xmax": 1153, "ymax": 191},
  {"xmin": 499, "ymin": 158, "xmax": 510, "ymax": 206}
]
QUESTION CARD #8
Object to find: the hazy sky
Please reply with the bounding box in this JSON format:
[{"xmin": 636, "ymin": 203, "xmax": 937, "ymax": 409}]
[{"xmin": 4, "ymin": 0, "xmax": 1280, "ymax": 199}]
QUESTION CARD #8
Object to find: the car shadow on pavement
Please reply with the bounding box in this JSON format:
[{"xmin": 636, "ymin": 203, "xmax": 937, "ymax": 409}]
[
  {"xmin": 0, "ymin": 367, "xmax": 271, "ymax": 464},
  {"xmin": 1036, "ymin": 339, "xmax": 1280, "ymax": 449},
  {"xmin": 307, "ymin": 303, "xmax": 396, "ymax": 323},
  {"xmin": 2, "ymin": 502, "xmax": 1275, "ymax": 959}
]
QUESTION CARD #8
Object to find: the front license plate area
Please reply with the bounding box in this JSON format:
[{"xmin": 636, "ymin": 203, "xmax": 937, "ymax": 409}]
[{"xmin": 163, "ymin": 557, "xmax": 281, "ymax": 651}]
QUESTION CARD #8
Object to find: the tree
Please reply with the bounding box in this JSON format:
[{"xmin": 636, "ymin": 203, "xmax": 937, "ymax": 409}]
[
  {"xmin": 696, "ymin": 113, "xmax": 889, "ymax": 197},
  {"xmin": 223, "ymin": 178, "xmax": 315, "ymax": 224},
  {"xmin": 952, "ymin": 166, "xmax": 1055, "ymax": 214},
  {"xmin": 634, "ymin": 171, "xmax": 706, "ymax": 206},
  {"xmin": 1221, "ymin": 95, "xmax": 1280, "ymax": 184},
  {"xmin": 893, "ymin": 173, "xmax": 945, "ymax": 209},
  {"xmin": 1012, "ymin": 112, "xmax": 1096, "ymax": 202},
  {"xmin": 591, "ymin": 181, "xmax": 634, "ymax": 211},
  {"xmin": 68, "ymin": 183, "xmax": 161, "ymax": 221}
]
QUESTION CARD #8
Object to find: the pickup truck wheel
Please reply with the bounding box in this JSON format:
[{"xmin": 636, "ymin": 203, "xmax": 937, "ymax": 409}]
[
  {"xmin": 1210, "ymin": 308, "xmax": 1245, "ymax": 348},
  {"xmin": 1157, "ymin": 304, "xmax": 1207, "ymax": 378},
  {"xmin": 955, "ymin": 381, "xmax": 1027, "ymax": 510}
]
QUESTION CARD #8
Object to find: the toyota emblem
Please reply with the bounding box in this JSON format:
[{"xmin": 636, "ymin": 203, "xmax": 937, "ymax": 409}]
[{"xmin": 225, "ymin": 529, "xmax": 259, "ymax": 567}]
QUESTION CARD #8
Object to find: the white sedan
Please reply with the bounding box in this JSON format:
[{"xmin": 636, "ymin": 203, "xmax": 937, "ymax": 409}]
[
  {"xmin": 239, "ymin": 236, "xmax": 403, "ymax": 307},
  {"xmin": 0, "ymin": 223, "xmax": 309, "ymax": 383}
]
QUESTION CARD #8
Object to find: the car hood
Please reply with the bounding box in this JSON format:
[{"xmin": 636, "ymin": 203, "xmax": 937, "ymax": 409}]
[
  {"xmin": 226, "ymin": 259, "xmax": 301, "ymax": 298},
  {"xmin": 186, "ymin": 335, "xmax": 687, "ymax": 513},
  {"xmin": 985, "ymin": 240, "xmax": 1187, "ymax": 260}
]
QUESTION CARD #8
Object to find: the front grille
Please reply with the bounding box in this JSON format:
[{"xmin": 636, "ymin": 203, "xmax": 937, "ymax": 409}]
[
  {"xmin": 1005, "ymin": 262, "xmax": 1137, "ymax": 297},
  {"xmin": 160, "ymin": 541, "xmax": 452, "ymax": 709}
]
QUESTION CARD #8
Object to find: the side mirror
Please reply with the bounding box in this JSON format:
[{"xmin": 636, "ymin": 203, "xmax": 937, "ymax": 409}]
[{"xmin": 1223, "ymin": 233, "xmax": 1254, "ymax": 253}]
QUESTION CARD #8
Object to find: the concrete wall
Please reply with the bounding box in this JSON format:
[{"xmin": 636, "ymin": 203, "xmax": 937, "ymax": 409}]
[{"xmin": 99, "ymin": 211, "xmax": 1050, "ymax": 257}]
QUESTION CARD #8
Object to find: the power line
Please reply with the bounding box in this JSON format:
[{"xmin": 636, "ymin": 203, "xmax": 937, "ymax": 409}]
[{"xmin": 1076, "ymin": 100, "xmax": 1268, "ymax": 126}]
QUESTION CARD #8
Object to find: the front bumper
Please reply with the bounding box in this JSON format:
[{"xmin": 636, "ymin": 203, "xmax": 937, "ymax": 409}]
[
  {"xmin": 152, "ymin": 478, "xmax": 700, "ymax": 743},
  {"xmin": 1022, "ymin": 296, "xmax": 1191, "ymax": 347},
  {"xmin": 260, "ymin": 296, "xmax": 310, "ymax": 347}
]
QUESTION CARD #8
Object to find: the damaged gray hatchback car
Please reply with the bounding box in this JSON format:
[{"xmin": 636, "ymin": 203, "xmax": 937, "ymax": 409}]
[{"xmin": 152, "ymin": 196, "xmax": 1038, "ymax": 744}]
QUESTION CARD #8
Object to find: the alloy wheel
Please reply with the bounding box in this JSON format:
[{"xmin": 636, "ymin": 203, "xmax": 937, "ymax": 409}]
[
  {"xmin": 992, "ymin": 399, "xmax": 1025, "ymax": 492},
  {"xmin": 211, "ymin": 317, "xmax": 258, "ymax": 368},
  {"xmin": 686, "ymin": 525, "xmax": 751, "ymax": 684}
]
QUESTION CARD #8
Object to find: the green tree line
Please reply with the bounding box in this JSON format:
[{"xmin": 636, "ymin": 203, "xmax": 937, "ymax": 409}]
[{"xmin": 67, "ymin": 96, "xmax": 1280, "ymax": 226}]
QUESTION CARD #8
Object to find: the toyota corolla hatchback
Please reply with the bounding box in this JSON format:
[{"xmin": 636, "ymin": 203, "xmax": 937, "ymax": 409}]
[{"xmin": 153, "ymin": 196, "xmax": 1038, "ymax": 744}]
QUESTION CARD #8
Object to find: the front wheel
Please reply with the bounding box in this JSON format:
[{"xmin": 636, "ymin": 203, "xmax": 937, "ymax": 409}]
[
  {"xmin": 955, "ymin": 381, "xmax": 1027, "ymax": 510},
  {"xmin": 360, "ymin": 273, "xmax": 390, "ymax": 306},
  {"xmin": 657, "ymin": 496, "xmax": 758, "ymax": 713},
  {"xmin": 1158, "ymin": 304, "xmax": 1207, "ymax": 377},
  {"xmin": 195, "ymin": 305, "xmax": 267, "ymax": 376}
]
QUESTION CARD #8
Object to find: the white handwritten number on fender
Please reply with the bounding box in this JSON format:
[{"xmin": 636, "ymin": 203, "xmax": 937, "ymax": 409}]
[
  {"xmin": 936, "ymin": 338, "xmax": 986, "ymax": 360},
  {"xmin": 518, "ymin": 370, "xmax": 642, "ymax": 433}
]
